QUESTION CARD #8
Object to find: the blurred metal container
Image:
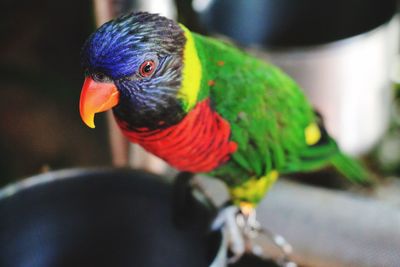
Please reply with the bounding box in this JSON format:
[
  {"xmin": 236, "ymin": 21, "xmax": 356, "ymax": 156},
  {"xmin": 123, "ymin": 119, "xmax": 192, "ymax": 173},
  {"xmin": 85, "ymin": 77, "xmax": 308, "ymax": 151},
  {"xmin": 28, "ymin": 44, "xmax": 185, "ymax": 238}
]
[
  {"xmin": 0, "ymin": 169, "xmax": 221, "ymax": 267},
  {"xmin": 266, "ymin": 17, "xmax": 399, "ymax": 155},
  {"xmin": 195, "ymin": 0, "xmax": 399, "ymax": 155}
]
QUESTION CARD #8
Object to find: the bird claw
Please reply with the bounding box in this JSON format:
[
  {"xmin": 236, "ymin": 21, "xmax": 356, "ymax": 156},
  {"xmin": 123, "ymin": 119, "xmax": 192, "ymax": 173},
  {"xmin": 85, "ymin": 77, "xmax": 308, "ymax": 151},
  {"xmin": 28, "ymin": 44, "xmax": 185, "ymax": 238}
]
[
  {"xmin": 212, "ymin": 205, "xmax": 246, "ymax": 262},
  {"xmin": 212, "ymin": 205, "xmax": 297, "ymax": 267}
]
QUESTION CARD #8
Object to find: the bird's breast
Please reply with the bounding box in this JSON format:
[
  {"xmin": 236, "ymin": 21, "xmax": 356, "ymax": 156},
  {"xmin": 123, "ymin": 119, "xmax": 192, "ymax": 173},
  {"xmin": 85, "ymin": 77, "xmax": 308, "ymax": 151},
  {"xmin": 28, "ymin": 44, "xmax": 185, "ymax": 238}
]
[{"xmin": 117, "ymin": 98, "xmax": 237, "ymax": 173}]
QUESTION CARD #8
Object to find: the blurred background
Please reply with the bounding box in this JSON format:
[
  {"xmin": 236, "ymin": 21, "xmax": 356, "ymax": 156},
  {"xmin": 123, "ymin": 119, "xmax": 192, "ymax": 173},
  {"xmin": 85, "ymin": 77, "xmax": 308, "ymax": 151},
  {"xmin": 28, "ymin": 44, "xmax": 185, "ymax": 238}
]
[
  {"xmin": 0, "ymin": 1, "xmax": 108, "ymax": 185},
  {"xmin": 1, "ymin": 0, "xmax": 400, "ymax": 185},
  {"xmin": 1, "ymin": 0, "xmax": 400, "ymax": 266},
  {"xmin": 2, "ymin": 0, "xmax": 400, "ymax": 186}
]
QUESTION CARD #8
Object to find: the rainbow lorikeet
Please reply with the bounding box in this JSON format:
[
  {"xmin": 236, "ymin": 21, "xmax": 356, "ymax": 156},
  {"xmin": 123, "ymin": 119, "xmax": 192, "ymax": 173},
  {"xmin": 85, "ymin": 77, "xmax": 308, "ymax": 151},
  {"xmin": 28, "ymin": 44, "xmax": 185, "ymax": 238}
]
[{"xmin": 79, "ymin": 12, "xmax": 369, "ymax": 212}]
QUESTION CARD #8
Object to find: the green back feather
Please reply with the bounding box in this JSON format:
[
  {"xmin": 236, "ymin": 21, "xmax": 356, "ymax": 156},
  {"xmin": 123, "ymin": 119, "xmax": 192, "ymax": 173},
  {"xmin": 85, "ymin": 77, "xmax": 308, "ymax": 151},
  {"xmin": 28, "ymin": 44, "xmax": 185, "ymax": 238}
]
[{"xmin": 190, "ymin": 33, "xmax": 370, "ymax": 187}]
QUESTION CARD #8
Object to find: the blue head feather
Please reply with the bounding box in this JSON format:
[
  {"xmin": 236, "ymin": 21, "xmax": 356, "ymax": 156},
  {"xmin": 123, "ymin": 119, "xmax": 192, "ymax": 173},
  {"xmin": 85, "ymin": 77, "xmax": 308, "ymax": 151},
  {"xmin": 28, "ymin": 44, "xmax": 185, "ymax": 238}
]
[
  {"xmin": 82, "ymin": 12, "xmax": 183, "ymax": 79},
  {"xmin": 81, "ymin": 12, "xmax": 187, "ymax": 129}
]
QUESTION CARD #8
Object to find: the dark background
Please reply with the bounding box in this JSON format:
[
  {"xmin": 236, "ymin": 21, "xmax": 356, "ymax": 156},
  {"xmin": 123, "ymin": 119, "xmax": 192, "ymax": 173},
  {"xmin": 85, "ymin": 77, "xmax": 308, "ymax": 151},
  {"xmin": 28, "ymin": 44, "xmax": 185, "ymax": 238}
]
[{"xmin": 0, "ymin": 1, "xmax": 110, "ymax": 185}]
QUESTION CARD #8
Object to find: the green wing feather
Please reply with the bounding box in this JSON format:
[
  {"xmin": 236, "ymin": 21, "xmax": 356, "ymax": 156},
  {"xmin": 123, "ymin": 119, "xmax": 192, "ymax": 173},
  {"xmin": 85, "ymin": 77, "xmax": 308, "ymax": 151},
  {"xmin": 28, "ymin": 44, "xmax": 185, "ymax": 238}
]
[{"xmin": 191, "ymin": 33, "xmax": 370, "ymax": 189}]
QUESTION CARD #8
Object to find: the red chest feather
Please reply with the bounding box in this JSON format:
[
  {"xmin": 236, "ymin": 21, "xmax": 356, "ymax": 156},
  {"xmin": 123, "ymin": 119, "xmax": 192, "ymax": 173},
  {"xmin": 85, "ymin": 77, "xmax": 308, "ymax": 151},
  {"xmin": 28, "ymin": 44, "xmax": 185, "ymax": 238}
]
[{"xmin": 117, "ymin": 99, "xmax": 237, "ymax": 172}]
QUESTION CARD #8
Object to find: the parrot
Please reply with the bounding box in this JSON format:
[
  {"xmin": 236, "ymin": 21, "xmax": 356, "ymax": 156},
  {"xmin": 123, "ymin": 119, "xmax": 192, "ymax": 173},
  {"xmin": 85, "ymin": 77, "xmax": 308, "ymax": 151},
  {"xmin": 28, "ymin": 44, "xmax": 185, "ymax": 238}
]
[{"xmin": 79, "ymin": 11, "xmax": 369, "ymax": 260}]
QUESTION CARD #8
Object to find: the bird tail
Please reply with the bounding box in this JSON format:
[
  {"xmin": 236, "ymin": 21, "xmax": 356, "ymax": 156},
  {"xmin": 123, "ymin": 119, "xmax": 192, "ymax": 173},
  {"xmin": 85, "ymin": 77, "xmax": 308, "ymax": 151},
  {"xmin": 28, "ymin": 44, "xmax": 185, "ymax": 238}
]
[{"xmin": 331, "ymin": 152, "xmax": 371, "ymax": 184}]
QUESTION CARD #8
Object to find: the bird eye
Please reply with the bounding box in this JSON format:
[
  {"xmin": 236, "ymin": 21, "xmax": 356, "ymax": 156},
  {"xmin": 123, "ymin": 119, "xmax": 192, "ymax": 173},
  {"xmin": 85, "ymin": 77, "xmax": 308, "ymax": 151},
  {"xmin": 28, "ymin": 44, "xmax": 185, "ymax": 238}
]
[
  {"xmin": 139, "ymin": 60, "xmax": 156, "ymax": 77},
  {"xmin": 92, "ymin": 72, "xmax": 110, "ymax": 82}
]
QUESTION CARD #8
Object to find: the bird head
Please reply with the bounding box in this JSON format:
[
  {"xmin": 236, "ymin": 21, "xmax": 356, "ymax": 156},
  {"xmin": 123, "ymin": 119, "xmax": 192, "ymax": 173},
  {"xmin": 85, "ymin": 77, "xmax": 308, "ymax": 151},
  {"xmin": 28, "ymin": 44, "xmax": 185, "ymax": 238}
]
[{"xmin": 79, "ymin": 12, "xmax": 187, "ymax": 130}]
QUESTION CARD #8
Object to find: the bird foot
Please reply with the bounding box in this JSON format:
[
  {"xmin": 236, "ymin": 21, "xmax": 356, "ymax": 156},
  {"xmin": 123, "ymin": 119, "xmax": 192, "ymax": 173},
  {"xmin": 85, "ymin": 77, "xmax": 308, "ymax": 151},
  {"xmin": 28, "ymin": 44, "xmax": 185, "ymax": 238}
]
[
  {"xmin": 212, "ymin": 205, "xmax": 245, "ymax": 262},
  {"xmin": 212, "ymin": 205, "xmax": 297, "ymax": 267}
]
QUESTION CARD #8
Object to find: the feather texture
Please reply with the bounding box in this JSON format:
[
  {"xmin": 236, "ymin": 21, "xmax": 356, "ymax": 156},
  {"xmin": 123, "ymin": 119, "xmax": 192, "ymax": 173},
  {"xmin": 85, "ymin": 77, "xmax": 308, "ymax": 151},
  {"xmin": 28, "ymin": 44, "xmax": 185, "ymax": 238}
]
[
  {"xmin": 80, "ymin": 12, "xmax": 370, "ymax": 206},
  {"xmin": 189, "ymin": 33, "xmax": 370, "ymax": 196}
]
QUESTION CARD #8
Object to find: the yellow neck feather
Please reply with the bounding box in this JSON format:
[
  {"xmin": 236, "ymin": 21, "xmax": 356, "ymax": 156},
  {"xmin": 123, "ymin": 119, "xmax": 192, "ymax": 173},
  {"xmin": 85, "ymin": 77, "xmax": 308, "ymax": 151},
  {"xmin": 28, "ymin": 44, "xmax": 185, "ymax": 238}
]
[{"xmin": 178, "ymin": 24, "xmax": 202, "ymax": 112}]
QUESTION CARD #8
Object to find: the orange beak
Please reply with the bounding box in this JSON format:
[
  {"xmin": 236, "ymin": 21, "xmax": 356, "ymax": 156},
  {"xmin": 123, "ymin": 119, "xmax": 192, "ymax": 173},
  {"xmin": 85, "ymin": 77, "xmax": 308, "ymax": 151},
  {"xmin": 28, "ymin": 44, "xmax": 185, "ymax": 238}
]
[{"xmin": 79, "ymin": 77, "xmax": 120, "ymax": 128}]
